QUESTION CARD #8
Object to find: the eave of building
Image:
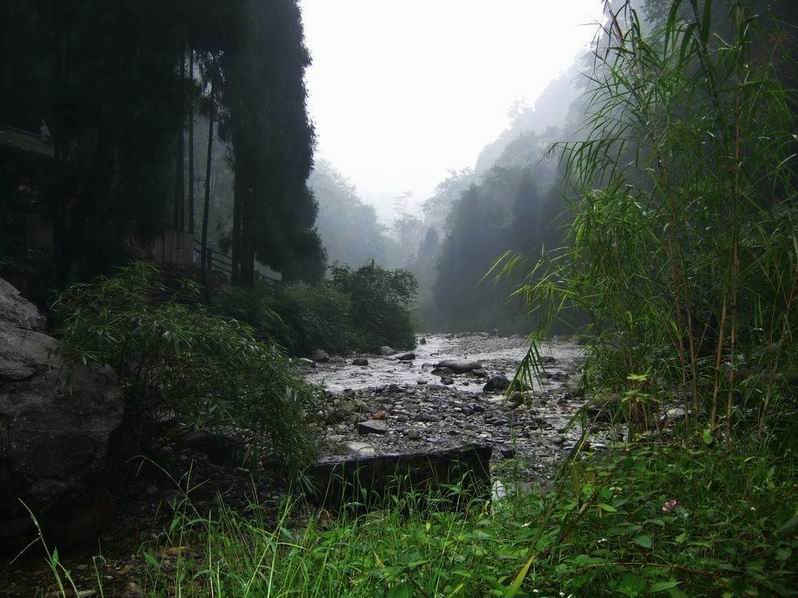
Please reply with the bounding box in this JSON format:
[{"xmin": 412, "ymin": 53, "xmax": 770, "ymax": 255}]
[{"xmin": 0, "ymin": 124, "xmax": 55, "ymax": 160}]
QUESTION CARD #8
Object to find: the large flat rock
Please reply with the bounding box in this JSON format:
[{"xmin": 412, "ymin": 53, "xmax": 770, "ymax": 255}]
[
  {"xmin": 306, "ymin": 443, "xmax": 491, "ymax": 510},
  {"xmin": 434, "ymin": 359, "xmax": 482, "ymax": 373}
]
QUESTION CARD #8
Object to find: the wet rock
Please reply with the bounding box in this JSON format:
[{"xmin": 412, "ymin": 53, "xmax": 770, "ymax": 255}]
[
  {"xmin": 357, "ymin": 419, "xmax": 388, "ymax": 435},
  {"xmin": 540, "ymin": 355, "xmax": 557, "ymax": 364},
  {"xmin": 500, "ymin": 447, "xmax": 516, "ymax": 459},
  {"xmin": 380, "ymin": 346, "xmax": 396, "ymax": 356},
  {"xmin": 441, "ymin": 375, "xmax": 454, "ymax": 386},
  {"xmin": 419, "ymin": 337, "xmax": 427, "ymax": 345},
  {"xmin": 346, "ymin": 442, "xmax": 376, "ymax": 456},
  {"xmin": 306, "ymin": 444, "xmax": 492, "ymax": 510},
  {"xmin": 298, "ymin": 357, "xmax": 317, "ymax": 368},
  {"xmin": 0, "ymin": 277, "xmax": 46, "ymax": 331},
  {"xmin": 483, "ymin": 374, "xmax": 511, "ymax": 392},
  {"xmin": 352, "ymin": 358, "xmax": 369, "ymax": 366},
  {"xmin": 311, "ymin": 349, "xmax": 330, "ymax": 363},
  {"xmin": 396, "ymin": 352, "xmax": 416, "ymax": 361},
  {"xmin": 507, "ymin": 391, "xmax": 525, "ymax": 409},
  {"xmin": 435, "ymin": 359, "xmax": 482, "ymax": 373},
  {"xmin": 417, "ymin": 380, "xmax": 427, "ymax": 385},
  {"xmin": 472, "ymin": 369, "xmax": 488, "ymax": 378},
  {"xmin": 0, "ymin": 277, "xmax": 123, "ymax": 548},
  {"xmin": 660, "ymin": 407, "xmax": 687, "ymax": 426},
  {"xmin": 406, "ymin": 429, "xmax": 422, "ymax": 440}
]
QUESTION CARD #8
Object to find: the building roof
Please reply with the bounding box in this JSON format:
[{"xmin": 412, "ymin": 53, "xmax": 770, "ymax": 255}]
[{"xmin": 0, "ymin": 124, "xmax": 55, "ymax": 159}]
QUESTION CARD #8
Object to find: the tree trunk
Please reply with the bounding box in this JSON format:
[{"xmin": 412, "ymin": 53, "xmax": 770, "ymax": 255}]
[
  {"xmin": 174, "ymin": 43, "xmax": 186, "ymax": 232},
  {"xmin": 241, "ymin": 192, "xmax": 255, "ymax": 287},
  {"xmin": 201, "ymin": 79, "xmax": 215, "ymax": 285},
  {"xmin": 231, "ymin": 125, "xmax": 243, "ymax": 285},
  {"xmin": 187, "ymin": 48, "xmax": 195, "ymax": 235}
]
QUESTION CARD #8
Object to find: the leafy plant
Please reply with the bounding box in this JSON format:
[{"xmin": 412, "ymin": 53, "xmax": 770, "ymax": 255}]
[
  {"xmin": 330, "ymin": 261, "xmax": 418, "ymax": 352},
  {"xmin": 54, "ymin": 262, "xmax": 318, "ymax": 472},
  {"xmin": 498, "ymin": 0, "xmax": 798, "ymax": 435},
  {"xmin": 213, "ymin": 262, "xmax": 417, "ymax": 356}
]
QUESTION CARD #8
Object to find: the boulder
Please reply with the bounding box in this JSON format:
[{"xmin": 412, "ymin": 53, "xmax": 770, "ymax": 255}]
[
  {"xmin": 396, "ymin": 352, "xmax": 416, "ymax": 361},
  {"xmin": 483, "ymin": 374, "xmax": 511, "ymax": 392},
  {"xmin": 311, "ymin": 349, "xmax": 330, "ymax": 363},
  {"xmin": 379, "ymin": 346, "xmax": 396, "ymax": 356},
  {"xmin": 357, "ymin": 419, "xmax": 387, "ymax": 435},
  {"xmin": 0, "ymin": 277, "xmax": 124, "ymax": 546},
  {"xmin": 434, "ymin": 359, "xmax": 482, "ymax": 373},
  {"xmin": 306, "ymin": 444, "xmax": 492, "ymax": 510},
  {"xmin": 351, "ymin": 358, "xmax": 369, "ymax": 366},
  {"xmin": 0, "ymin": 277, "xmax": 46, "ymax": 332}
]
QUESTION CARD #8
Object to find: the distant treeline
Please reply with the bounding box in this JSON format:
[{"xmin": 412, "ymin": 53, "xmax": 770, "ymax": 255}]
[{"xmin": 310, "ymin": 0, "xmax": 798, "ymax": 335}]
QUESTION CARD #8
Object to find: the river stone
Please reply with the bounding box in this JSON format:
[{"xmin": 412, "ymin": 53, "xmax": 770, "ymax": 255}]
[
  {"xmin": 311, "ymin": 349, "xmax": 330, "ymax": 363},
  {"xmin": 434, "ymin": 359, "xmax": 482, "ymax": 373},
  {"xmin": 483, "ymin": 374, "xmax": 511, "ymax": 392},
  {"xmin": 352, "ymin": 358, "xmax": 369, "ymax": 366},
  {"xmin": 357, "ymin": 419, "xmax": 387, "ymax": 435},
  {"xmin": 380, "ymin": 346, "xmax": 396, "ymax": 356},
  {"xmin": 306, "ymin": 444, "xmax": 492, "ymax": 510},
  {"xmin": 396, "ymin": 352, "xmax": 415, "ymax": 361},
  {"xmin": 0, "ymin": 277, "xmax": 124, "ymax": 547}
]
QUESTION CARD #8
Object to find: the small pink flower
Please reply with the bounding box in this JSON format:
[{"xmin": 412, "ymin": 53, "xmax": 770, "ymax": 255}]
[{"xmin": 662, "ymin": 499, "xmax": 678, "ymax": 513}]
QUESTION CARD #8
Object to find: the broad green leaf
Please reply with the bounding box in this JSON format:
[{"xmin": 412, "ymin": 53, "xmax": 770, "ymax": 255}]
[
  {"xmin": 649, "ymin": 580, "xmax": 679, "ymax": 593},
  {"xmin": 387, "ymin": 583, "xmax": 414, "ymax": 598},
  {"xmin": 702, "ymin": 428, "xmax": 713, "ymax": 445},
  {"xmin": 634, "ymin": 534, "xmax": 652, "ymax": 549}
]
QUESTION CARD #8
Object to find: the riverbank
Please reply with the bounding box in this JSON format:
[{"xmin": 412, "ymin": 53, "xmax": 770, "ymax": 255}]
[{"xmin": 54, "ymin": 440, "xmax": 798, "ymax": 597}]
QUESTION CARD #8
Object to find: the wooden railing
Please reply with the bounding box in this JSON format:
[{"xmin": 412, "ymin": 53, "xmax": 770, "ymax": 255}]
[{"xmin": 192, "ymin": 239, "xmax": 280, "ymax": 283}]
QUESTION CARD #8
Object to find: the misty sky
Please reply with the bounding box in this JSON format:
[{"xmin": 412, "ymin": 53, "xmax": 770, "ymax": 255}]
[{"xmin": 300, "ymin": 0, "xmax": 604, "ymax": 222}]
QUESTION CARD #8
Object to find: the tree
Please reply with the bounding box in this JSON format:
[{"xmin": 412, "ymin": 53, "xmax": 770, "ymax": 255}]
[{"xmin": 309, "ymin": 160, "xmax": 388, "ymax": 267}]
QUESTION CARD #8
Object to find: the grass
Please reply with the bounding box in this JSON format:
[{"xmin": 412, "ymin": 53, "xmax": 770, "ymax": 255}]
[{"xmin": 111, "ymin": 437, "xmax": 797, "ymax": 597}]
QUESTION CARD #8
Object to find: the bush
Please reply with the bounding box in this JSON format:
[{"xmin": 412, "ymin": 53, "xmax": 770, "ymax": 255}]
[
  {"xmin": 330, "ymin": 262, "xmax": 417, "ymax": 352},
  {"xmin": 213, "ymin": 263, "xmax": 417, "ymax": 356},
  {"xmin": 54, "ymin": 262, "xmax": 318, "ymax": 472}
]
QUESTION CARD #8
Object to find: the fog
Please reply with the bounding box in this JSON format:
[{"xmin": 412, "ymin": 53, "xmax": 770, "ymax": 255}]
[{"xmin": 301, "ymin": 0, "xmax": 603, "ymax": 222}]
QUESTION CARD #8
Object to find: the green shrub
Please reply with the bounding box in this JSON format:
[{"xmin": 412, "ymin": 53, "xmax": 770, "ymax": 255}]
[
  {"xmin": 331, "ymin": 262, "xmax": 417, "ymax": 352},
  {"xmin": 54, "ymin": 262, "xmax": 318, "ymax": 472},
  {"xmin": 213, "ymin": 262, "xmax": 417, "ymax": 356}
]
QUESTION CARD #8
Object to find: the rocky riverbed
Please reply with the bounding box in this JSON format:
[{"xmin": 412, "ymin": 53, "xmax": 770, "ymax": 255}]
[{"xmin": 302, "ymin": 333, "xmax": 592, "ymax": 483}]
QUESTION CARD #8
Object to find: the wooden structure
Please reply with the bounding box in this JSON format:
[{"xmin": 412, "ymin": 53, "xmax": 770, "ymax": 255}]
[{"xmin": 0, "ymin": 124, "xmax": 57, "ymax": 254}]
